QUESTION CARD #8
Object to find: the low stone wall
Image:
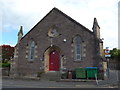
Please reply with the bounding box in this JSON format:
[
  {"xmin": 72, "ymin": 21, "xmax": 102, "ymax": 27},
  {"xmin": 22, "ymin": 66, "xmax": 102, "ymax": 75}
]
[
  {"xmin": 2, "ymin": 67, "xmax": 10, "ymax": 76},
  {"xmin": 109, "ymin": 59, "xmax": 120, "ymax": 70}
]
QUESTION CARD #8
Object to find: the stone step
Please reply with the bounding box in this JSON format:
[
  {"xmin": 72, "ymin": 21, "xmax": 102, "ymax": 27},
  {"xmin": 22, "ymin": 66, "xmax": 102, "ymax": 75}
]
[{"xmin": 41, "ymin": 71, "xmax": 61, "ymax": 81}]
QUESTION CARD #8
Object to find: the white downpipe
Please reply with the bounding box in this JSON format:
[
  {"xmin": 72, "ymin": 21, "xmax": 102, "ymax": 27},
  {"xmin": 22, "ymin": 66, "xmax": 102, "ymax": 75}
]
[{"xmin": 95, "ymin": 73, "xmax": 99, "ymax": 85}]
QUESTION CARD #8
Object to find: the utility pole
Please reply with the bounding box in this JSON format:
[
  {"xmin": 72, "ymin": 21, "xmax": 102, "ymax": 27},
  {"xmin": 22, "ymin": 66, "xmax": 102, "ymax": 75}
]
[{"xmin": 104, "ymin": 47, "xmax": 111, "ymax": 80}]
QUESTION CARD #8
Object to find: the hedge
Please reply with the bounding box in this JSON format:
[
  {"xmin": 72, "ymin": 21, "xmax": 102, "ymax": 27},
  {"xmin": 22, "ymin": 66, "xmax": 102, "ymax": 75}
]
[{"xmin": 0, "ymin": 63, "xmax": 10, "ymax": 67}]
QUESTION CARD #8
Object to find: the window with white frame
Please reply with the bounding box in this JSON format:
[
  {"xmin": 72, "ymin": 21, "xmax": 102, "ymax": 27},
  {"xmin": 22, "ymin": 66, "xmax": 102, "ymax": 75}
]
[
  {"xmin": 29, "ymin": 41, "xmax": 35, "ymax": 61},
  {"xmin": 73, "ymin": 35, "xmax": 82, "ymax": 61}
]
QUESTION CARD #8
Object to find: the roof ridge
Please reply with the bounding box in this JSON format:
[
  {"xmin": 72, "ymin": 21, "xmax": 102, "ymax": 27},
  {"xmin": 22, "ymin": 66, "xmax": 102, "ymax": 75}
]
[
  {"xmin": 52, "ymin": 7, "xmax": 93, "ymax": 33},
  {"xmin": 21, "ymin": 7, "xmax": 93, "ymax": 40},
  {"xmin": 21, "ymin": 8, "xmax": 54, "ymax": 40}
]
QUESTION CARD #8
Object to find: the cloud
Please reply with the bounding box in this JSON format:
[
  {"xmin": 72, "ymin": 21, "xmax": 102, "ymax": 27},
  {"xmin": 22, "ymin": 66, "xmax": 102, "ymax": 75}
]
[
  {"xmin": 1, "ymin": 0, "xmax": 40, "ymax": 32},
  {"xmin": 0, "ymin": 0, "xmax": 119, "ymax": 49},
  {"xmin": 118, "ymin": 1, "xmax": 120, "ymax": 49}
]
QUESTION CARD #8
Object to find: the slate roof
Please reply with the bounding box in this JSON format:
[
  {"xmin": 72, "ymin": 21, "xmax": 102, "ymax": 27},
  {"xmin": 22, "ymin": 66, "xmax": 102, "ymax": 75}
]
[{"xmin": 21, "ymin": 7, "xmax": 94, "ymax": 40}]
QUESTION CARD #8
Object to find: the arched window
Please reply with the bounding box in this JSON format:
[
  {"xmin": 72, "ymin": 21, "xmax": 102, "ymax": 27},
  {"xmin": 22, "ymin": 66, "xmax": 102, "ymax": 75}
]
[
  {"xmin": 29, "ymin": 41, "xmax": 35, "ymax": 61},
  {"xmin": 73, "ymin": 36, "xmax": 82, "ymax": 61}
]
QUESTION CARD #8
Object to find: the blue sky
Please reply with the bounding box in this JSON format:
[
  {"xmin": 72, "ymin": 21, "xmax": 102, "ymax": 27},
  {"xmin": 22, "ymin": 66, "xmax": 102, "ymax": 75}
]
[
  {"xmin": 2, "ymin": 27, "xmax": 18, "ymax": 45},
  {"xmin": 0, "ymin": 0, "xmax": 119, "ymax": 49}
]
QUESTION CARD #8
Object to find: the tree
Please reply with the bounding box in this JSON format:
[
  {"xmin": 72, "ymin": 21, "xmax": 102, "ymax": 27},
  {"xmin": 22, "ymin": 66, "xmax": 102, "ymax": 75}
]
[
  {"xmin": 110, "ymin": 48, "xmax": 120, "ymax": 60},
  {"xmin": 118, "ymin": 49, "xmax": 120, "ymax": 60},
  {"xmin": 0, "ymin": 45, "xmax": 14, "ymax": 63}
]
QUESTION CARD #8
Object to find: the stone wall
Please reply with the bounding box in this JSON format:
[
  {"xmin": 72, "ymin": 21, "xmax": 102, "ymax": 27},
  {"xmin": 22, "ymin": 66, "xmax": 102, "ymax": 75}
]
[
  {"xmin": 109, "ymin": 59, "xmax": 120, "ymax": 70},
  {"xmin": 2, "ymin": 67, "xmax": 10, "ymax": 76},
  {"xmin": 11, "ymin": 8, "xmax": 101, "ymax": 77}
]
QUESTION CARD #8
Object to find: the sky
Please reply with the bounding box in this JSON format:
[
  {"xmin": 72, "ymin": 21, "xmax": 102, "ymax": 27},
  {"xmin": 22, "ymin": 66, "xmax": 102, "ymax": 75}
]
[
  {"xmin": 118, "ymin": 1, "xmax": 120, "ymax": 49},
  {"xmin": 0, "ymin": 0, "xmax": 119, "ymax": 50}
]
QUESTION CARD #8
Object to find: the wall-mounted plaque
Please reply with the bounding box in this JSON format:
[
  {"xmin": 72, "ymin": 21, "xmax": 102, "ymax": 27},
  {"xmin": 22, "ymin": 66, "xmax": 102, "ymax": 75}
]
[{"xmin": 48, "ymin": 25, "xmax": 59, "ymax": 37}]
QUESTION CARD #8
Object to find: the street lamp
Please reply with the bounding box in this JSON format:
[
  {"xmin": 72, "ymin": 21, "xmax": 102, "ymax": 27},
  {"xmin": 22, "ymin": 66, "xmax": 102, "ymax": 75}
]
[{"xmin": 104, "ymin": 47, "xmax": 111, "ymax": 79}]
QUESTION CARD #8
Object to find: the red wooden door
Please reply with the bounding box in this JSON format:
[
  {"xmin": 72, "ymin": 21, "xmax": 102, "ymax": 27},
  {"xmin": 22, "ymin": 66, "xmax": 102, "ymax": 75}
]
[{"xmin": 49, "ymin": 50, "xmax": 60, "ymax": 71}]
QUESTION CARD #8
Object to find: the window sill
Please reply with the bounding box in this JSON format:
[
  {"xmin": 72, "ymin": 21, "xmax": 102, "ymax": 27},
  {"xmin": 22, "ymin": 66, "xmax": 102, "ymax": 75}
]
[
  {"xmin": 28, "ymin": 61, "xmax": 34, "ymax": 63},
  {"xmin": 74, "ymin": 60, "xmax": 83, "ymax": 62}
]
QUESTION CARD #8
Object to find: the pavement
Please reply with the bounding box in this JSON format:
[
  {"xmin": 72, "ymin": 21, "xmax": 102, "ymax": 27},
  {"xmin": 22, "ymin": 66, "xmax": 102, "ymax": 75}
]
[
  {"xmin": 1, "ymin": 77, "xmax": 119, "ymax": 88},
  {"xmin": 98, "ymin": 70, "xmax": 119, "ymax": 86},
  {"xmin": 1, "ymin": 70, "xmax": 120, "ymax": 88}
]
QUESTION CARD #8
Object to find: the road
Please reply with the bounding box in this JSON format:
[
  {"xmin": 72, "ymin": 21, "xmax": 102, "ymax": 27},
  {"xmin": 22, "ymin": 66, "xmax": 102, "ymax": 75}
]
[
  {"xmin": 2, "ymin": 78, "xmax": 118, "ymax": 88},
  {"xmin": 2, "ymin": 78, "xmax": 96, "ymax": 88},
  {"xmin": 2, "ymin": 70, "xmax": 119, "ymax": 88},
  {"xmin": 98, "ymin": 70, "xmax": 119, "ymax": 86}
]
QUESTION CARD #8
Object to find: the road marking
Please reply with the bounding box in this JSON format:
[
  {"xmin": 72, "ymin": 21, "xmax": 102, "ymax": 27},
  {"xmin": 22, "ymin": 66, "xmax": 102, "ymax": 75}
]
[
  {"xmin": 3, "ymin": 85, "xmax": 78, "ymax": 88},
  {"xmin": 3, "ymin": 84, "xmax": 45, "ymax": 88},
  {"xmin": 3, "ymin": 84, "xmax": 74, "ymax": 88}
]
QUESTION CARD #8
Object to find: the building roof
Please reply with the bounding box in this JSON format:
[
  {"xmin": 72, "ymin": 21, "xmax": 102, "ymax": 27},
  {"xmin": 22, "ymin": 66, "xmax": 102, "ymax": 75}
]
[{"xmin": 21, "ymin": 7, "xmax": 93, "ymax": 40}]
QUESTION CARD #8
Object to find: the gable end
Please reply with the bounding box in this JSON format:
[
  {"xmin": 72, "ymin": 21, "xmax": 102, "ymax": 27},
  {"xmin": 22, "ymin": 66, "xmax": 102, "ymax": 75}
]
[{"xmin": 21, "ymin": 7, "xmax": 93, "ymax": 41}]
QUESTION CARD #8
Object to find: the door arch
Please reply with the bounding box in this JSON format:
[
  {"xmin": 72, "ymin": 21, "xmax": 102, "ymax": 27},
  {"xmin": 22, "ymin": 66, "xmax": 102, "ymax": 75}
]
[
  {"xmin": 49, "ymin": 50, "xmax": 60, "ymax": 71},
  {"xmin": 44, "ymin": 45, "xmax": 61, "ymax": 72}
]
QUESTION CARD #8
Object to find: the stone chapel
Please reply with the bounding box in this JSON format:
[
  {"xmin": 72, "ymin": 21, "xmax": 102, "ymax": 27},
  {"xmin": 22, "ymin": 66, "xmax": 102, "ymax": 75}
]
[{"xmin": 10, "ymin": 8, "xmax": 104, "ymax": 79}]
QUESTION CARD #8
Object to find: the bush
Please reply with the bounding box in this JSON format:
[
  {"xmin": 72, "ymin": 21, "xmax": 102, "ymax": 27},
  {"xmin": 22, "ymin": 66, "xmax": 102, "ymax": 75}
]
[
  {"xmin": 61, "ymin": 72, "xmax": 68, "ymax": 79},
  {"xmin": 37, "ymin": 72, "xmax": 44, "ymax": 77},
  {"xmin": 0, "ymin": 63, "xmax": 2, "ymax": 67},
  {"xmin": 1, "ymin": 63, "xmax": 10, "ymax": 67}
]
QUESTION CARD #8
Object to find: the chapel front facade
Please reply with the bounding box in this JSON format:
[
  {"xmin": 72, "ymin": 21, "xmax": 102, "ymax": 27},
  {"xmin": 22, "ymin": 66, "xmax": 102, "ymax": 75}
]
[{"xmin": 10, "ymin": 8, "xmax": 104, "ymax": 78}]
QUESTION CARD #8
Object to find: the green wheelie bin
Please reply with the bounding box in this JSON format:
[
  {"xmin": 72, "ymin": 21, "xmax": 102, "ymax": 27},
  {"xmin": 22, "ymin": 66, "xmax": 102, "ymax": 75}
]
[
  {"xmin": 75, "ymin": 68, "xmax": 86, "ymax": 79},
  {"xmin": 86, "ymin": 67, "xmax": 98, "ymax": 79}
]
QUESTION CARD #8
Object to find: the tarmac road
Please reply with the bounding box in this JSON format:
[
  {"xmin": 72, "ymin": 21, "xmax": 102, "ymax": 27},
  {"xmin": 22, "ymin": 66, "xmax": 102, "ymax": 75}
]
[
  {"xmin": 1, "ymin": 70, "xmax": 119, "ymax": 88},
  {"xmin": 2, "ymin": 78, "xmax": 118, "ymax": 88},
  {"xmin": 98, "ymin": 70, "xmax": 119, "ymax": 86}
]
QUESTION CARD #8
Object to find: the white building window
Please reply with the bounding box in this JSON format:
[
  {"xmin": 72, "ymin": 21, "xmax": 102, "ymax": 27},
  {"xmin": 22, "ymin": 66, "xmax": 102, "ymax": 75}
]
[
  {"xmin": 73, "ymin": 35, "xmax": 82, "ymax": 61},
  {"xmin": 29, "ymin": 41, "xmax": 35, "ymax": 61}
]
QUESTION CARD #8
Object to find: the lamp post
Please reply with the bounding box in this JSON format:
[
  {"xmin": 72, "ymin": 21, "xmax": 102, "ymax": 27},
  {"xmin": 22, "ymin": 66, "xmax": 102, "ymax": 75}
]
[
  {"xmin": 106, "ymin": 57, "xmax": 110, "ymax": 79},
  {"xmin": 104, "ymin": 47, "xmax": 111, "ymax": 80}
]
